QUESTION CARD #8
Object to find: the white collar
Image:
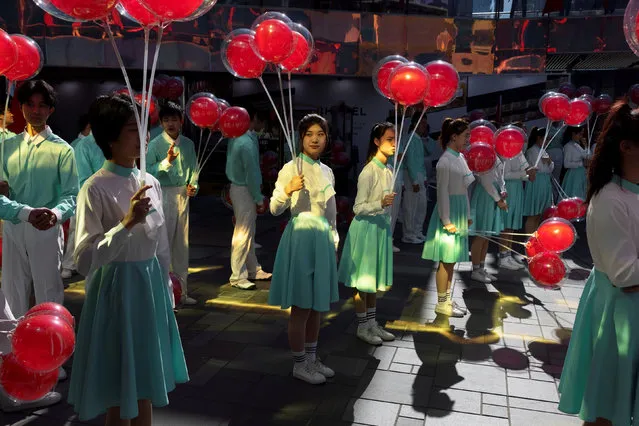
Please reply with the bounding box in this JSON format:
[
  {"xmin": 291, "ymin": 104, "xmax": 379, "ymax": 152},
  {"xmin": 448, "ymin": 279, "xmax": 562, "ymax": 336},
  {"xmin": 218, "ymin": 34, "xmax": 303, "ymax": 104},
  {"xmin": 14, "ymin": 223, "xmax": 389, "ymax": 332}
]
[{"xmin": 24, "ymin": 126, "xmax": 53, "ymax": 146}]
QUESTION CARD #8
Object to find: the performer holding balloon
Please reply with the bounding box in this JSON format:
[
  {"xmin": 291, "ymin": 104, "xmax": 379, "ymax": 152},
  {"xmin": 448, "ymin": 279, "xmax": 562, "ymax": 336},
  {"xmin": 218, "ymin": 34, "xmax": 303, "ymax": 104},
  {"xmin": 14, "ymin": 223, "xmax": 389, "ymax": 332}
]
[
  {"xmin": 147, "ymin": 101, "xmax": 199, "ymax": 305},
  {"xmin": 338, "ymin": 122, "xmax": 397, "ymax": 346},
  {"xmin": 68, "ymin": 94, "xmax": 188, "ymax": 423},
  {"xmin": 422, "ymin": 118, "xmax": 473, "ymax": 318},
  {"xmin": 225, "ymin": 106, "xmax": 272, "ymax": 290},
  {"xmin": 268, "ymin": 114, "xmax": 338, "ymax": 384},
  {"xmin": 558, "ymin": 101, "xmax": 639, "ymax": 426},
  {"xmin": 524, "ymin": 127, "xmax": 554, "ymax": 235},
  {"xmin": 561, "ymin": 126, "xmax": 590, "ymax": 199}
]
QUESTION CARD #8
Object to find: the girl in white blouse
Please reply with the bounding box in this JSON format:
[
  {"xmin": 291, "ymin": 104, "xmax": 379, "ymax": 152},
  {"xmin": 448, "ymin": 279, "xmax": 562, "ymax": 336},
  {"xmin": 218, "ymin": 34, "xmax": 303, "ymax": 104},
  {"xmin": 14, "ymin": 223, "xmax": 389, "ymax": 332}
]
[
  {"xmin": 562, "ymin": 126, "xmax": 590, "ymax": 199},
  {"xmin": 559, "ymin": 101, "xmax": 639, "ymax": 426},
  {"xmin": 268, "ymin": 114, "xmax": 337, "ymax": 385},
  {"xmin": 524, "ymin": 127, "xmax": 554, "ymax": 234},
  {"xmin": 338, "ymin": 122, "xmax": 397, "ymax": 346},
  {"xmin": 422, "ymin": 118, "xmax": 474, "ymax": 318},
  {"xmin": 68, "ymin": 95, "xmax": 188, "ymax": 425}
]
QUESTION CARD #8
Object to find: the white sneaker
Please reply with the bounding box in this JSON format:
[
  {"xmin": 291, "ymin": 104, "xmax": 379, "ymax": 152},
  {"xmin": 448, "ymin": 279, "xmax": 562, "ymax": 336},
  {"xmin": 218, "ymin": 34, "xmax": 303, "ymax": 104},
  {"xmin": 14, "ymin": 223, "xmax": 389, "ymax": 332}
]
[
  {"xmin": 181, "ymin": 296, "xmax": 197, "ymax": 305},
  {"xmin": 293, "ymin": 360, "xmax": 326, "ymax": 384},
  {"xmin": 249, "ymin": 270, "xmax": 272, "ymax": 280},
  {"xmin": 483, "ymin": 269, "xmax": 497, "ymax": 282},
  {"xmin": 0, "ymin": 391, "xmax": 61, "ymax": 412},
  {"xmin": 254, "ymin": 242, "xmax": 262, "ymax": 249},
  {"xmin": 368, "ymin": 320, "xmax": 395, "ymax": 341},
  {"xmin": 435, "ymin": 301, "xmax": 465, "ymax": 318},
  {"xmin": 61, "ymin": 269, "xmax": 73, "ymax": 279},
  {"xmin": 310, "ymin": 358, "xmax": 335, "ymax": 378},
  {"xmin": 471, "ymin": 269, "xmax": 492, "ymax": 283},
  {"xmin": 356, "ymin": 325, "xmax": 383, "ymax": 345},
  {"xmin": 450, "ymin": 300, "xmax": 468, "ymax": 315},
  {"xmin": 230, "ymin": 280, "xmax": 257, "ymax": 290},
  {"xmin": 401, "ymin": 236, "xmax": 423, "ymax": 244},
  {"xmin": 499, "ymin": 256, "xmax": 524, "ymax": 271},
  {"xmin": 58, "ymin": 367, "xmax": 67, "ymax": 381},
  {"xmin": 392, "ymin": 245, "xmax": 400, "ymax": 253}
]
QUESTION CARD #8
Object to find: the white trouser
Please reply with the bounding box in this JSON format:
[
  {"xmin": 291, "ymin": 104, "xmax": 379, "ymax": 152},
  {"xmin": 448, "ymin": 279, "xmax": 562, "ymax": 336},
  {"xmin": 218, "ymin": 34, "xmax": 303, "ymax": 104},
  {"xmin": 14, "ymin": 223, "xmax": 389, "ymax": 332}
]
[
  {"xmin": 547, "ymin": 147, "xmax": 563, "ymax": 203},
  {"xmin": 2, "ymin": 221, "xmax": 64, "ymax": 317},
  {"xmin": 402, "ymin": 170, "xmax": 427, "ymax": 239},
  {"xmin": 390, "ymin": 177, "xmax": 403, "ymax": 238},
  {"xmin": 163, "ymin": 186, "xmax": 190, "ymax": 293},
  {"xmin": 0, "ymin": 289, "xmax": 15, "ymax": 355},
  {"xmin": 229, "ymin": 184, "xmax": 261, "ymax": 283},
  {"xmin": 61, "ymin": 216, "xmax": 76, "ymax": 271}
]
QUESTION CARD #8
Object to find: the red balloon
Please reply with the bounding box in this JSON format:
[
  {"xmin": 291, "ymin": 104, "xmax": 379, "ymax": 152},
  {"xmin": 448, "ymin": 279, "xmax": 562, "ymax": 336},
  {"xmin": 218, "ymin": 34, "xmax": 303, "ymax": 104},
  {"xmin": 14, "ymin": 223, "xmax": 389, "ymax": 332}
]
[
  {"xmin": 0, "ymin": 354, "xmax": 59, "ymax": 402},
  {"xmin": 332, "ymin": 151, "xmax": 349, "ymax": 166},
  {"xmin": 223, "ymin": 31, "xmax": 267, "ymax": 79},
  {"xmin": 470, "ymin": 125, "xmax": 494, "ymax": 145},
  {"xmin": 165, "ymin": 77, "xmax": 184, "ymax": 99},
  {"xmin": 465, "ymin": 142, "xmax": 496, "ymax": 173},
  {"xmin": 542, "ymin": 205, "xmax": 559, "ymax": 220},
  {"xmin": 150, "ymin": 107, "xmax": 160, "ymax": 126},
  {"xmin": 336, "ymin": 196, "xmax": 350, "ymax": 214},
  {"xmin": 557, "ymin": 197, "xmax": 585, "ymax": 221},
  {"xmin": 49, "ymin": 0, "xmax": 117, "ymax": 20},
  {"xmin": 262, "ymin": 150, "xmax": 278, "ymax": 167},
  {"xmin": 592, "ymin": 94, "xmax": 613, "ymax": 115},
  {"xmin": 577, "ymin": 199, "xmax": 588, "ymax": 219},
  {"xmin": 169, "ymin": 272, "xmax": 182, "ymax": 303},
  {"xmin": 558, "ymin": 83, "xmax": 576, "ymax": 98},
  {"xmin": 4, "ymin": 35, "xmax": 43, "ymax": 82},
  {"xmin": 373, "ymin": 57, "xmax": 406, "ymax": 100},
  {"xmin": 525, "ymin": 237, "xmax": 546, "ymax": 258},
  {"xmin": 256, "ymin": 197, "xmax": 270, "ymax": 215},
  {"xmin": 564, "ymin": 98, "xmax": 591, "ymax": 127},
  {"xmin": 540, "ymin": 93, "xmax": 570, "ymax": 122},
  {"xmin": 152, "ymin": 78, "xmax": 167, "ymax": 98},
  {"xmin": 469, "ymin": 109, "xmax": 486, "ymax": 122},
  {"xmin": 576, "ymin": 86, "xmax": 593, "ymax": 97},
  {"xmin": 494, "ymin": 126, "xmax": 526, "ymax": 159},
  {"xmin": 12, "ymin": 315, "xmax": 75, "ymax": 373},
  {"xmin": 187, "ymin": 95, "xmax": 220, "ymax": 128},
  {"xmin": 630, "ymin": 84, "xmax": 639, "ymax": 105},
  {"xmin": 389, "ymin": 63, "xmax": 430, "ymax": 106},
  {"xmin": 0, "ymin": 29, "xmax": 17, "ymax": 75},
  {"xmin": 528, "ymin": 252, "xmax": 566, "ymax": 288},
  {"xmin": 117, "ymin": 0, "xmax": 160, "ymax": 26},
  {"xmin": 280, "ymin": 31, "xmax": 311, "ymax": 72},
  {"xmin": 137, "ymin": 0, "xmax": 214, "ymax": 21},
  {"xmin": 535, "ymin": 217, "xmax": 576, "ymax": 253},
  {"xmin": 133, "ymin": 93, "xmax": 158, "ymax": 121},
  {"xmin": 219, "ymin": 107, "xmax": 250, "ymax": 138},
  {"xmin": 252, "ymin": 19, "xmax": 294, "ymax": 64},
  {"xmin": 423, "ymin": 60, "xmax": 459, "ymax": 107},
  {"xmin": 25, "ymin": 302, "xmax": 74, "ymax": 329}
]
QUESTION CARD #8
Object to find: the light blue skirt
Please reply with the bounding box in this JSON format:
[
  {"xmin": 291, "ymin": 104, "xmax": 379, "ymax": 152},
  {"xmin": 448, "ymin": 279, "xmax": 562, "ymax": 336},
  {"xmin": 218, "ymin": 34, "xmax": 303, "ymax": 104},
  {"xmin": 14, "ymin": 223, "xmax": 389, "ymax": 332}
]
[
  {"xmin": 470, "ymin": 183, "xmax": 504, "ymax": 235},
  {"xmin": 558, "ymin": 269, "xmax": 639, "ymax": 425},
  {"xmin": 422, "ymin": 194, "xmax": 469, "ymax": 264},
  {"xmin": 68, "ymin": 257, "xmax": 188, "ymax": 421},
  {"xmin": 502, "ymin": 179, "xmax": 524, "ymax": 230},
  {"xmin": 562, "ymin": 167, "xmax": 587, "ymax": 199},
  {"xmin": 338, "ymin": 214, "xmax": 393, "ymax": 293},
  {"xmin": 268, "ymin": 213, "xmax": 339, "ymax": 312},
  {"xmin": 523, "ymin": 173, "xmax": 553, "ymax": 216}
]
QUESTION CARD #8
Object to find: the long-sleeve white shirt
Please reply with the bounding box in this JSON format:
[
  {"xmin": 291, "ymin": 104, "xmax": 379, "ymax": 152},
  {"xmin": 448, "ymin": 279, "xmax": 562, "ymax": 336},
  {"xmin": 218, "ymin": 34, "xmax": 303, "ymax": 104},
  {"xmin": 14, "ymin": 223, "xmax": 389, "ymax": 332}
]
[
  {"xmin": 587, "ymin": 177, "xmax": 639, "ymax": 288},
  {"xmin": 270, "ymin": 154, "xmax": 339, "ymax": 249},
  {"xmin": 563, "ymin": 141, "xmax": 589, "ymax": 169},
  {"xmin": 525, "ymin": 145, "xmax": 555, "ymax": 175},
  {"xmin": 475, "ymin": 157, "xmax": 505, "ymax": 202},
  {"xmin": 503, "ymin": 151, "xmax": 530, "ymax": 181},
  {"xmin": 353, "ymin": 157, "xmax": 393, "ymax": 217},
  {"xmin": 436, "ymin": 148, "xmax": 474, "ymax": 226}
]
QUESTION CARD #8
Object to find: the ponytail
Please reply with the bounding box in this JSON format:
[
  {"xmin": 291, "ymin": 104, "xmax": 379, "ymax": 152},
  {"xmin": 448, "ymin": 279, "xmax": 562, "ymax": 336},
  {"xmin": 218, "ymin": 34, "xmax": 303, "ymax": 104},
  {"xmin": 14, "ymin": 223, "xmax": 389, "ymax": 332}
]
[
  {"xmin": 366, "ymin": 122, "xmax": 394, "ymax": 163},
  {"xmin": 528, "ymin": 126, "xmax": 545, "ymax": 149},
  {"xmin": 440, "ymin": 117, "xmax": 468, "ymax": 151}
]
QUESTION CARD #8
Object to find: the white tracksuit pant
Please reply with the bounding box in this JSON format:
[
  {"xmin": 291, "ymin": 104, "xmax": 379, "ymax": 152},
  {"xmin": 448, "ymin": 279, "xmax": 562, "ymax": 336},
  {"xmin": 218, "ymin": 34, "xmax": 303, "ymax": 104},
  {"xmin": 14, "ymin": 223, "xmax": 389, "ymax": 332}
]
[
  {"xmin": 402, "ymin": 170, "xmax": 427, "ymax": 240},
  {"xmin": 547, "ymin": 147, "xmax": 563, "ymax": 203},
  {"xmin": 390, "ymin": 175, "xmax": 404, "ymax": 239},
  {"xmin": 2, "ymin": 221, "xmax": 64, "ymax": 317},
  {"xmin": 229, "ymin": 184, "xmax": 261, "ymax": 283},
  {"xmin": 61, "ymin": 217, "xmax": 76, "ymax": 271},
  {"xmin": 163, "ymin": 186, "xmax": 190, "ymax": 294}
]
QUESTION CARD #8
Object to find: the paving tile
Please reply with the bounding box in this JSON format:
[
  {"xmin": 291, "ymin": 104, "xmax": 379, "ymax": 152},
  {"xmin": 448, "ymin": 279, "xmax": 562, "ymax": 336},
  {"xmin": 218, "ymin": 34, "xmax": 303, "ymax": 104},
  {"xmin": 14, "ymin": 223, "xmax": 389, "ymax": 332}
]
[
  {"xmin": 435, "ymin": 362, "xmax": 507, "ymax": 395},
  {"xmin": 508, "ymin": 396, "xmax": 569, "ymax": 415},
  {"xmin": 371, "ymin": 345, "xmax": 397, "ymax": 370},
  {"xmin": 428, "ymin": 388, "xmax": 481, "ymax": 414},
  {"xmin": 359, "ymin": 370, "xmax": 433, "ymax": 407},
  {"xmin": 214, "ymin": 321, "xmax": 284, "ymax": 345},
  {"xmin": 507, "ymin": 377, "xmax": 559, "ymax": 402},
  {"xmin": 503, "ymin": 322, "xmax": 543, "ymax": 338},
  {"xmin": 342, "ymin": 398, "xmax": 400, "ymax": 426},
  {"xmin": 529, "ymin": 370, "xmax": 555, "ymax": 382},
  {"xmin": 396, "ymin": 417, "xmax": 425, "ymax": 426},
  {"xmin": 482, "ymin": 394, "xmax": 507, "ymax": 406},
  {"xmin": 509, "ymin": 408, "xmax": 581, "ymax": 425},
  {"xmin": 225, "ymin": 345, "xmax": 292, "ymax": 376},
  {"xmin": 482, "ymin": 404, "xmax": 508, "ymax": 418},
  {"xmin": 424, "ymin": 409, "xmax": 509, "ymax": 425},
  {"xmin": 324, "ymin": 354, "xmax": 369, "ymax": 377},
  {"xmin": 390, "ymin": 363, "xmax": 413, "ymax": 373},
  {"xmin": 189, "ymin": 358, "xmax": 228, "ymax": 386},
  {"xmin": 400, "ymin": 404, "xmax": 426, "ymax": 420}
]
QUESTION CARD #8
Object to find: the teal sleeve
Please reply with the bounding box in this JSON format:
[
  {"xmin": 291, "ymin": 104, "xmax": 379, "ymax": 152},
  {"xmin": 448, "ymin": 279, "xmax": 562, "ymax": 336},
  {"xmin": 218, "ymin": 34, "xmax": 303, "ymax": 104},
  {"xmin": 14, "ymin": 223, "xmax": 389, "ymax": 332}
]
[
  {"xmin": 54, "ymin": 148, "xmax": 79, "ymax": 222},
  {"xmin": 405, "ymin": 135, "xmax": 425, "ymax": 183},
  {"xmin": 146, "ymin": 139, "xmax": 164, "ymax": 177},
  {"xmin": 0, "ymin": 195, "xmax": 28, "ymax": 222},
  {"xmin": 186, "ymin": 141, "xmax": 199, "ymax": 194},
  {"xmin": 242, "ymin": 144, "xmax": 263, "ymax": 203}
]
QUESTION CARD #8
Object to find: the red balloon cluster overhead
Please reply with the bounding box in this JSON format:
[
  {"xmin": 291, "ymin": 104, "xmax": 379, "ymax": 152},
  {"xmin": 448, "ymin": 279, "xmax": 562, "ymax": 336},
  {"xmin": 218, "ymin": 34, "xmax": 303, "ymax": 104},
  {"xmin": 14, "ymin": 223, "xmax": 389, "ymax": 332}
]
[
  {"xmin": 186, "ymin": 93, "xmax": 251, "ymax": 138},
  {"xmin": 0, "ymin": 31, "xmax": 43, "ymax": 82}
]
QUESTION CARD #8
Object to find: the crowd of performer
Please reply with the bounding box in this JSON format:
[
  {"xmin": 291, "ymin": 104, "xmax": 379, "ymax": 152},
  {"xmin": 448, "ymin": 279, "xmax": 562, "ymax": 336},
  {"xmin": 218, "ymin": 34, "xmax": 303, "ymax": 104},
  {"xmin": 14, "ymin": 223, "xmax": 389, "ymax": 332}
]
[{"xmin": 0, "ymin": 81, "xmax": 635, "ymax": 426}]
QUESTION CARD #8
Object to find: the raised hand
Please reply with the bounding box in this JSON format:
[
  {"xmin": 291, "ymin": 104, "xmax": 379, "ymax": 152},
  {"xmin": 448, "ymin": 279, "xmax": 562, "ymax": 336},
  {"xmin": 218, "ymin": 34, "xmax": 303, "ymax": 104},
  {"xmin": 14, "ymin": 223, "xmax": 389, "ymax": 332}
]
[
  {"xmin": 166, "ymin": 143, "xmax": 179, "ymax": 164},
  {"xmin": 122, "ymin": 185, "xmax": 152, "ymax": 230},
  {"xmin": 381, "ymin": 193, "xmax": 396, "ymax": 208},
  {"xmin": 285, "ymin": 174, "xmax": 304, "ymax": 197}
]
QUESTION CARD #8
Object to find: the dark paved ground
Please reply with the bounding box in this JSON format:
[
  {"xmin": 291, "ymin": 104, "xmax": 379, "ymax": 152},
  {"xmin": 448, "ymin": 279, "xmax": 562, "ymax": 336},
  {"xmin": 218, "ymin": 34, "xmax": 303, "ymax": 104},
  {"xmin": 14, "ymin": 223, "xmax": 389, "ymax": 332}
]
[{"xmin": 2, "ymin": 195, "xmax": 591, "ymax": 426}]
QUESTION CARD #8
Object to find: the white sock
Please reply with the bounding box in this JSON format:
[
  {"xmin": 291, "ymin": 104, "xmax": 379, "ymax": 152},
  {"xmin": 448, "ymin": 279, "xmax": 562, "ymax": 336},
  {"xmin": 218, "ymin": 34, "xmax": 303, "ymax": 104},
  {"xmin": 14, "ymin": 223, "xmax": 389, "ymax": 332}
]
[
  {"xmin": 437, "ymin": 292, "xmax": 447, "ymax": 304},
  {"xmin": 356, "ymin": 312, "xmax": 367, "ymax": 328},
  {"xmin": 292, "ymin": 351, "xmax": 306, "ymax": 365},
  {"xmin": 305, "ymin": 342, "xmax": 318, "ymax": 362},
  {"xmin": 366, "ymin": 307, "xmax": 376, "ymax": 324}
]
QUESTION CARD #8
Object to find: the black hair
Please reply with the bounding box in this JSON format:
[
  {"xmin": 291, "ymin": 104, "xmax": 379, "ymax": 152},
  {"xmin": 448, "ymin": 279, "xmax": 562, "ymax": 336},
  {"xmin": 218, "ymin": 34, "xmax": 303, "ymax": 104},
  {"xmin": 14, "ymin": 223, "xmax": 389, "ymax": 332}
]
[
  {"xmin": 159, "ymin": 100, "xmax": 183, "ymax": 121},
  {"xmin": 586, "ymin": 101, "xmax": 639, "ymax": 203},
  {"xmin": 409, "ymin": 111, "xmax": 426, "ymax": 132},
  {"xmin": 562, "ymin": 126, "xmax": 584, "ymax": 146},
  {"xmin": 366, "ymin": 122, "xmax": 395, "ymax": 163},
  {"xmin": 16, "ymin": 80, "xmax": 56, "ymax": 108},
  {"xmin": 297, "ymin": 114, "xmax": 329, "ymax": 154},
  {"xmin": 440, "ymin": 118, "xmax": 469, "ymax": 151},
  {"xmin": 77, "ymin": 114, "xmax": 90, "ymax": 134},
  {"xmin": 89, "ymin": 94, "xmax": 138, "ymax": 160},
  {"xmin": 528, "ymin": 126, "xmax": 546, "ymax": 149}
]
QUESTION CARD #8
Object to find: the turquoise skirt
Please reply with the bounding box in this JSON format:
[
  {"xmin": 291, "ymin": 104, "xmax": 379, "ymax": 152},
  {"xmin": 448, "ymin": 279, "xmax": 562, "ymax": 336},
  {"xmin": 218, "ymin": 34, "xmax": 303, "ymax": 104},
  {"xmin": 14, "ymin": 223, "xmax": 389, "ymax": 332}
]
[
  {"xmin": 268, "ymin": 213, "xmax": 339, "ymax": 312},
  {"xmin": 562, "ymin": 167, "xmax": 587, "ymax": 199},
  {"xmin": 523, "ymin": 173, "xmax": 553, "ymax": 216},
  {"xmin": 422, "ymin": 194, "xmax": 469, "ymax": 264},
  {"xmin": 558, "ymin": 269, "xmax": 639, "ymax": 425},
  {"xmin": 502, "ymin": 179, "xmax": 524, "ymax": 230},
  {"xmin": 470, "ymin": 183, "xmax": 504, "ymax": 235},
  {"xmin": 68, "ymin": 257, "xmax": 188, "ymax": 421},
  {"xmin": 338, "ymin": 214, "xmax": 393, "ymax": 293}
]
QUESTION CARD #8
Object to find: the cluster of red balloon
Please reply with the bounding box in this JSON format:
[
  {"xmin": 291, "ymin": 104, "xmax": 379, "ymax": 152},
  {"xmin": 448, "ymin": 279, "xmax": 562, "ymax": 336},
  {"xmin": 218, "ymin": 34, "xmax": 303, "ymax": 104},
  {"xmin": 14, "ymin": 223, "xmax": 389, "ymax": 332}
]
[
  {"xmin": 114, "ymin": 88, "xmax": 161, "ymax": 126},
  {"xmin": 623, "ymin": 1, "xmax": 639, "ymax": 57},
  {"xmin": 0, "ymin": 30, "xmax": 43, "ymax": 83},
  {"xmin": 186, "ymin": 93, "xmax": 250, "ymax": 138},
  {"xmin": 465, "ymin": 122, "xmax": 526, "ymax": 174},
  {"xmin": 0, "ymin": 303, "xmax": 75, "ymax": 401},
  {"xmin": 543, "ymin": 197, "xmax": 587, "ymax": 222},
  {"xmin": 524, "ymin": 218, "xmax": 576, "ymax": 289}
]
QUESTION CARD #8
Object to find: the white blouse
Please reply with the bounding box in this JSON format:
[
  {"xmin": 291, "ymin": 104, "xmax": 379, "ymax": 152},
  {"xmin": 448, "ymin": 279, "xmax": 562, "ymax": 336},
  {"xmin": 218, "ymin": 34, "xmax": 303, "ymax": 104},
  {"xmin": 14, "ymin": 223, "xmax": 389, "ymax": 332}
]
[
  {"xmin": 564, "ymin": 141, "xmax": 589, "ymax": 169},
  {"xmin": 526, "ymin": 145, "xmax": 555, "ymax": 175},
  {"xmin": 587, "ymin": 178, "xmax": 639, "ymax": 288},
  {"xmin": 504, "ymin": 151, "xmax": 530, "ymax": 181},
  {"xmin": 475, "ymin": 157, "xmax": 505, "ymax": 202},
  {"xmin": 353, "ymin": 157, "xmax": 393, "ymax": 217},
  {"xmin": 270, "ymin": 155, "xmax": 339, "ymax": 249},
  {"xmin": 74, "ymin": 161, "xmax": 171, "ymax": 294},
  {"xmin": 437, "ymin": 148, "xmax": 474, "ymax": 226}
]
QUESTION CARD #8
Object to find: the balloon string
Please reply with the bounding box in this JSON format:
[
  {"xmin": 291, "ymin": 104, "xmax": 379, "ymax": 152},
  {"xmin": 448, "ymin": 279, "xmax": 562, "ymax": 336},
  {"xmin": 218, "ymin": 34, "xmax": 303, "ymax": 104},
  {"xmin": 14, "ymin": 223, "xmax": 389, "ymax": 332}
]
[
  {"xmin": 484, "ymin": 236, "xmax": 528, "ymax": 258},
  {"xmin": 533, "ymin": 120, "xmax": 551, "ymax": 168},
  {"xmin": 288, "ymin": 72, "xmax": 295, "ymax": 162},
  {"xmin": 141, "ymin": 27, "xmax": 150, "ymax": 132},
  {"xmin": 197, "ymin": 130, "xmax": 213, "ymax": 171},
  {"xmin": 1, "ymin": 82, "xmax": 12, "ymax": 182},
  {"xmin": 587, "ymin": 114, "xmax": 599, "ymax": 153},
  {"xmin": 392, "ymin": 108, "xmax": 425, "ymax": 190},
  {"xmin": 392, "ymin": 103, "xmax": 399, "ymax": 180},
  {"xmin": 276, "ymin": 68, "xmax": 291, "ymax": 144},
  {"xmin": 393, "ymin": 106, "xmax": 406, "ymax": 185},
  {"xmin": 472, "ymin": 233, "xmax": 527, "ymax": 247},
  {"xmin": 195, "ymin": 127, "xmax": 204, "ymax": 168},
  {"xmin": 534, "ymin": 123, "xmax": 564, "ymax": 168},
  {"xmin": 197, "ymin": 135, "xmax": 224, "ymax": 176},
  {"xmin": 552, "ymin": 175, "xmax": 569, "ymax": 199},
  {"xmin": 473, "ymin": 229, "xmax": 532, "ymax": 237}
]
